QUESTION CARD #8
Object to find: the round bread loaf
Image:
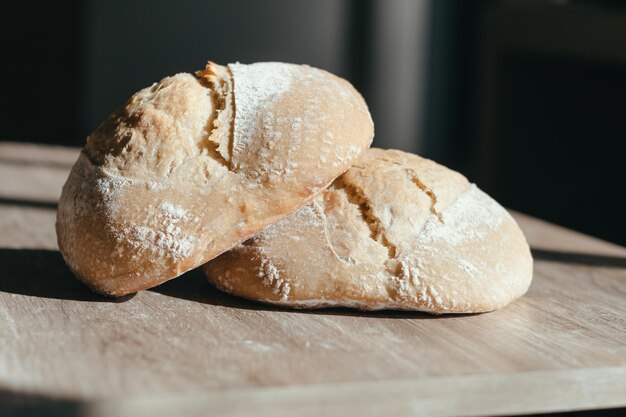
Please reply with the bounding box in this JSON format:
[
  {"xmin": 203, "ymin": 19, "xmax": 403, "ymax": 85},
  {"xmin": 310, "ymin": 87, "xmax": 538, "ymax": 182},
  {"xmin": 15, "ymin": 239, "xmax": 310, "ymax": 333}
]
[
  {"xmin": 56, "ymin": 61, "xmax": 373, "ymax": 296},
  {"xmin": 204, "ymin": 148, "xmax": 533, "ymax": 313}
]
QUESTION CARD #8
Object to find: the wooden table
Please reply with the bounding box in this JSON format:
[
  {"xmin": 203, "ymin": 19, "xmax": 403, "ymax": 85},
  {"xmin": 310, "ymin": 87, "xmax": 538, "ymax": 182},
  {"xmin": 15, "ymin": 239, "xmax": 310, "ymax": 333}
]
[{"xmin": 1, "ymin": 142, "xmax": 625, "ymax": 417}]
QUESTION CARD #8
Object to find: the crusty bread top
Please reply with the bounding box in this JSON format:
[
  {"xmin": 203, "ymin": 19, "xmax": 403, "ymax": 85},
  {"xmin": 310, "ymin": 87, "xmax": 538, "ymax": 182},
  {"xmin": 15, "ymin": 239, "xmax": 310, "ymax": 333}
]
[
  {"xmin": 204, "ymin": 148, "xmax": 533, "ymax": 313},
  {"xmin": 57, "ymin": 61, "xmax": 373, "ymax": 296}
]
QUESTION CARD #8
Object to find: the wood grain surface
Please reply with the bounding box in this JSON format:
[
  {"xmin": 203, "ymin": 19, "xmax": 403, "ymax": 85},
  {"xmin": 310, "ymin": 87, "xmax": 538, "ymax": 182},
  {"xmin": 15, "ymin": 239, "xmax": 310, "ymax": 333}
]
[{"xmin": 1, "ymin": 142, "xmax": 625, "ymax": 416}]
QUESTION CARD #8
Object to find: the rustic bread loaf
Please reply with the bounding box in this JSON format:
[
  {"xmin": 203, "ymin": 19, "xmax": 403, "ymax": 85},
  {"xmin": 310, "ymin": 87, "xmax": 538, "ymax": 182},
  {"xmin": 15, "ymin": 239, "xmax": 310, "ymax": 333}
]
[
  {"xmin": 204, "ymin": 148, "xmax": 533, "ymax": 313},
  {"xmin": 56, "ymin": 61, "xmax": 373, "ymax": 296}
]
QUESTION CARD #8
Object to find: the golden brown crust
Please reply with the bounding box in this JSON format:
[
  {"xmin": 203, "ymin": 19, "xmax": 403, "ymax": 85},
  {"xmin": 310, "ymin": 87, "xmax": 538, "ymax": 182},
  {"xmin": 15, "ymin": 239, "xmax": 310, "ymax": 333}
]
[
  {"xmin": 56, "ymin": 61, "xmax": 373, "ymax": 296},
  {"xmin": 204, "ymin": 148, "xmax": 533, "ymax": 313}
]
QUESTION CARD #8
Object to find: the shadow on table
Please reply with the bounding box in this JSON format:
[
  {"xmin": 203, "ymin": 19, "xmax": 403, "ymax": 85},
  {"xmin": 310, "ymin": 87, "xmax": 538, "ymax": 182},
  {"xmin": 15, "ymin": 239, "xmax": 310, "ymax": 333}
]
[
  {"xmin": 0, "ymin": 197, "xmax": 58, "ymax": 210},
  {"xmin": 531, "ymin": 248, "xmax": 626, "ymax": 268},
  {"xmin": 151, "ymin": 268, "xmax": 463, "ymax": 320},
  {"xmin": 0, "ymin": 388, "xmax": 83, "ymax": 417},
  {"xmin": 1, "ymin": 246, "xmax": 441, "ymax": 318},
  {"xmin": 0, "ymin": 248, "xmax": 131, "ymax": 302},
  {"xmin": 3, "ymin": 246, "xmax": 623, "ymax": 310},
  {"xmin": 154, "ymin": 247, "xmax": 626, "ymax": 317}
]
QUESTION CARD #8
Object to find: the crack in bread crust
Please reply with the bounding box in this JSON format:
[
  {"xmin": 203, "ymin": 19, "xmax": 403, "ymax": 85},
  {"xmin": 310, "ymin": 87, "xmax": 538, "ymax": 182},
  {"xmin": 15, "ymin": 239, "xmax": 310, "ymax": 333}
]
[
  {"xmin": 225, "ymin": 66, "xmax": 235, "ymax": 169},
  {"xmin": 196, "ymin": 62, "xmax": 233, "ymax": 168},
  {"xmin": 406, "ymin": 169, "xmax": 444, "ymax": 223},
  {"xmin": 331, "ymin": 177, "xmax": 397, "ymax": 259}
]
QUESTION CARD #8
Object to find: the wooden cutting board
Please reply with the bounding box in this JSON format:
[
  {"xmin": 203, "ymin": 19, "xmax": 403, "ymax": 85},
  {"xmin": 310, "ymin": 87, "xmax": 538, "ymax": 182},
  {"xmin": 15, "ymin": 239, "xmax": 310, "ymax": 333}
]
[{"xmin": 1, "ymin": 142, "xmax": 625, "ymax": 417}]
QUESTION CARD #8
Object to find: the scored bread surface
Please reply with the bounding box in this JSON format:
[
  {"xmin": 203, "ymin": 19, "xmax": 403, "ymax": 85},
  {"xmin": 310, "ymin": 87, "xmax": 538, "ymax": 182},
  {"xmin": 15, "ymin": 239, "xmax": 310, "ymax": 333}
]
[
  {"xmin": 204, "ymin": 148, "xmax": 533, "ymax": 313},
  {"xmin": 56, "ymin": 62, "xmax": 373, "ymax": 296}
]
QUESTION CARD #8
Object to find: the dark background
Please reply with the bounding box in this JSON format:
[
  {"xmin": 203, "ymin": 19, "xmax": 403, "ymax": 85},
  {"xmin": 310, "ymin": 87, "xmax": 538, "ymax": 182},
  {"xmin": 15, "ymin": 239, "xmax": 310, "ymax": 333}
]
[{"xmin": 2, "ymin": 0, "xmax": 625, "ymax": 246}]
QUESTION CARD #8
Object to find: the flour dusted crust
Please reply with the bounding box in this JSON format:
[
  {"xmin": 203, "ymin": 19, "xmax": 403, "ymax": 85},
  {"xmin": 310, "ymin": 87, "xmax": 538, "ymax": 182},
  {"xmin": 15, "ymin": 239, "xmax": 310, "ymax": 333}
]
[
  {"xmin": 204, "ymin": 148, "xmax": 533, "ymax": 313},
  {"xmin": 56, "ymin": 61, "xmax": 373, "ymax": 296}
]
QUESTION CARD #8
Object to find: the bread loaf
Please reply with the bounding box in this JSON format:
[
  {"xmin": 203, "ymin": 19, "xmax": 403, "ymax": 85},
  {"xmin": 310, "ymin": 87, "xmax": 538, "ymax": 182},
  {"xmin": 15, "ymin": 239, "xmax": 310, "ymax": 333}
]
[
  {"xmin": 56, "ymin": 61, "xmax": 373, "ymax": 296},
  {"xmin": 204, "ymin": 148, "xmax": 533, "ymax": 313}
]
